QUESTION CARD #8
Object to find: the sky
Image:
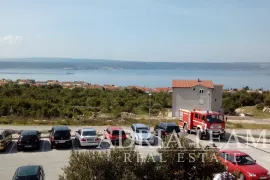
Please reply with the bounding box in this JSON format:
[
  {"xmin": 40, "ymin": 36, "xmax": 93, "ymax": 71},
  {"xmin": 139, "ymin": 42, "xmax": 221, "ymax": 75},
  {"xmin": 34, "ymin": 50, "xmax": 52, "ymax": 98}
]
[{"xmin": 0, "ymin": 0, "xmax": 270, "ymax": 62}]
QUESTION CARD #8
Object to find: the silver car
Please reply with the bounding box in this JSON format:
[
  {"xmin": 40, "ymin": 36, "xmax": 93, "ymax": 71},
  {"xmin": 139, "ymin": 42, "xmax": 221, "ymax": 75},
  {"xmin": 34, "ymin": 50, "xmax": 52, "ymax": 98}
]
[
  {"xmin": 130, "ymin": 124, "xmax": 155, "ymax": 145},
  {"xmin": 75, "ymin": 128, "xmax": 100, "ymax": 147}
]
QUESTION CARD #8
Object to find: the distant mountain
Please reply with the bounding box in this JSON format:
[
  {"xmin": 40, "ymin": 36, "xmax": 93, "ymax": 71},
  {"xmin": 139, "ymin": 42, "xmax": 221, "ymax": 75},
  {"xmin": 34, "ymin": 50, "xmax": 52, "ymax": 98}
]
[{"xmin": 0, "ymin": 58, "xmax": 269, "ymax": 71}]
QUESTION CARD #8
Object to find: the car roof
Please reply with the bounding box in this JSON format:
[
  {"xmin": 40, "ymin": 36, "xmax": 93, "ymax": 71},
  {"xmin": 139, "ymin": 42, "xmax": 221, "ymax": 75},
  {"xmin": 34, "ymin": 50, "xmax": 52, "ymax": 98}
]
[
  {"xmin": 53, "ymin": 126, "xmax": 69, "ymax": 131},
  {"xmin": 16, "ymin": 165, "xmax": 40, "ymax": 176},
  {"xmin": 109, "ymin": 126, "xmax": 124, "ymax": 131},
  {"xmin": 160, "ymin": 122, "xmax": 178, "ymax": 126},
  {"xmin": 21, "ymin": 130, "xmax": 38, "ymax": 135},
  {"xmin": 219, "ymin": 150, "xmax": 248, "ymax": 156},
  {"xmin": 81, "ymin": 128, "xmax": 96, "ymax": 131},
  {"xmin": 133, "ymin": 124, "xmax": 148, "ymax": 128}
]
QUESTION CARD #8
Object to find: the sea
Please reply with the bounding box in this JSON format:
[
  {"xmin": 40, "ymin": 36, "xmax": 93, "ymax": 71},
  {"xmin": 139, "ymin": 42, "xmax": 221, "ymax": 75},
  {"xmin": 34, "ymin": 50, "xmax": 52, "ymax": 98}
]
[{"xmin": 0, "ymin": 68, "xmax": 269, "ymax": 90}]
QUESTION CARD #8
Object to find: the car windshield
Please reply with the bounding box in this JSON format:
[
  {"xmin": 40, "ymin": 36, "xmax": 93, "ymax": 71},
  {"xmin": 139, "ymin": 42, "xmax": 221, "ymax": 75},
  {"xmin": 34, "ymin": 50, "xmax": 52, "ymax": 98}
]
[
  {"xmin": 206, "ymin": 115, "xmax": 224, "ymax": 123},
  {"xmin": 166, "ymin": 126, "xmax": 180, "ymax": 133},
  {"xmin": 112, "ymin": 130, "xmax": 126, "ymax": 136},
  {"xmin": 136, "ymin": 128, "xmax": 149, "ymax": 133},
  {"xmin": 16, "ymin": 166, "xmax": 38, "ymax": 177},
  {"xmin": 54, "ymin": 131, "xmax": 70, "ymax": 137},
  {"xmin": 236, "ymin": 155, "xmax": 256, "ymax": 165},
  {"xmin": 82, "ymin": 131, "xmax": 96, "ymax": 136},
  {"xmin": 21, "ymin": 135, "xmax": 37, "ymax": 141}
]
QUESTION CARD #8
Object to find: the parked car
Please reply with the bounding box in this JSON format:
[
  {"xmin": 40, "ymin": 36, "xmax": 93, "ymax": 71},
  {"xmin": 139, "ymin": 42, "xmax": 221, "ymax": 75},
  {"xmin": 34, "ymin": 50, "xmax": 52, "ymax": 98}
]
[
  {"xmin": 154, "ymin": 122, "xmax": 181, "ymax": 138},
  {"xmin": 130, "ymin": 124, "xmax": 155, "ymax": 145},
  {"xmin": 12, "ymin": 165, "xmax": 45, "ymax": 180},
  {"xmin": 17, "ymin": 130, "xmax": 41, "ymax": 151},
  {"xmin": 103, "ymin": 126, "xmax": 127, "ymax": 144},
  {"xmin": 0, "ymin": 129, "xmax": 12, "ymax": 151},
  {"xmin": 217, "ymin": 150, "xmax": 270, "ymax": 180},
  {"xmin": 75, "ymin": 128, "xmax": 100, "ymax": 147},
  {"xmin": 49, "ymin": 126, "xmax": 72, "ymax": 149}
]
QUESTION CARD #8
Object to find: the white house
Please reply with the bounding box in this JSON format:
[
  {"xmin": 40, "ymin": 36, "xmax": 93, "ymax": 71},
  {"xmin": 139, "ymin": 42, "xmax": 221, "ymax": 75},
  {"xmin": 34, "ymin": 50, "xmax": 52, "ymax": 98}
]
[{"xmin": 172, "ymin": 79, "xmax": 223, "ymax": 117}]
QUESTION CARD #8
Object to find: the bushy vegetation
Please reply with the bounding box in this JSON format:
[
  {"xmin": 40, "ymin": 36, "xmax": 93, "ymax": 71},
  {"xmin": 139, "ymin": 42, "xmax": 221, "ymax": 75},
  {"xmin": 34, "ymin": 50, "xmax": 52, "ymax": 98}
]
[
  {"xmin": 222, "ymin": 90, "xmax": 270, "ymax": 114},
  {"xmin": 59, "ymin": 137, "xmax": 226, "ymax": 180},
  {"xmin": 0, "ymin": 84, "xmax": 171, "ymax": 119},
  {"xmin": 0, "ymin": 84, "xmax": 270, "ymax": 121}
]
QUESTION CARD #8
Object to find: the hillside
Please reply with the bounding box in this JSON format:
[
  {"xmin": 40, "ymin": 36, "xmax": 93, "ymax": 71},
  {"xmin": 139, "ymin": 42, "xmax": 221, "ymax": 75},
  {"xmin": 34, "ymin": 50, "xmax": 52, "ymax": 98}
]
[{"xmin": 0, "ymin": 58, "xmax": 270, "ymax": 71}]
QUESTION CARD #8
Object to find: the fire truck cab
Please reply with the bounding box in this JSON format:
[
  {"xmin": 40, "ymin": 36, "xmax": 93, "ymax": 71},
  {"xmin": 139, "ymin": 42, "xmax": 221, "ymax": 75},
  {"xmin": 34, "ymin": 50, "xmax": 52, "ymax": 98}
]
[{"xmin": 178, "ymin": 109, "xmax": 226, "ymax": 140}]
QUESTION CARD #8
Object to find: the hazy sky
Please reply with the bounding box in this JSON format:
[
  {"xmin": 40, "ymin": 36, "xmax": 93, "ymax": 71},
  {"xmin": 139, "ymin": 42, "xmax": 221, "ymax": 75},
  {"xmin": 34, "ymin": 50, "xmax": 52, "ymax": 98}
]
[{"xmin": 1, "ymin": 0, "xmax": 270, "ymax": 62}]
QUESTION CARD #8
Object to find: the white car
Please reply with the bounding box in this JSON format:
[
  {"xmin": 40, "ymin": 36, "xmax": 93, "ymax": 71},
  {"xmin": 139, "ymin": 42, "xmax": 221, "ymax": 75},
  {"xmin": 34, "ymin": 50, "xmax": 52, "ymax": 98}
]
[
  {"xmin": 130, "ymin": 124, "xmax": 155, "ymax": 145},
  {"xmin": 75, "ymin": 128, "xmax": 100, "ymax": 147}
]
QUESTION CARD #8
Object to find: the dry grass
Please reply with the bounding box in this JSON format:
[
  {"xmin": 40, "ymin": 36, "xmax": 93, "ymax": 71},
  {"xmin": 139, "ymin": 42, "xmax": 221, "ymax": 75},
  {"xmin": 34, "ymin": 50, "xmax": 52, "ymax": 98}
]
[
  {"xmin": 239, "ymin": 106, "xmax": 270, "ymax": 119},
  {"xmin": 226, "ymin": 121, "xmax": 270, "ymax": 130}
]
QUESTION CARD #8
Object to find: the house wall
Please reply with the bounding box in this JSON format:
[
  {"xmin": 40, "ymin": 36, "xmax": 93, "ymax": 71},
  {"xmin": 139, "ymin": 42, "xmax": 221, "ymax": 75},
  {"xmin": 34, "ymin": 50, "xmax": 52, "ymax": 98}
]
[
  {"xmin": 172, "ymin": 85, "xmax": 212, "ymax": 117},
  {"xmin": 211, "ymin": 85, "xmax": 223, "ymax": 112}
]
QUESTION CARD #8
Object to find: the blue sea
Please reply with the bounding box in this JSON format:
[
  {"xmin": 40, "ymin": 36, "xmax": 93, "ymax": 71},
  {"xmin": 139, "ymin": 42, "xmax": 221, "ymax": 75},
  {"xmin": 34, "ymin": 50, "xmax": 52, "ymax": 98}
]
[{"xmin": 0, "ymin": 68, "xmax": 269, "ymax": 89}]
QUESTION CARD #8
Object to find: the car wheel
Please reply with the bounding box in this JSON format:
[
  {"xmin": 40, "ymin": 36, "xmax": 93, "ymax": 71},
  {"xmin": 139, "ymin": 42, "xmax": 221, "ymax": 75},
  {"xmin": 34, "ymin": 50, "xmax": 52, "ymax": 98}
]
[
  {"xmin": 239, "ymin": 173, "xmax": 245, "ymax": 180},
  {"xmin": 197, "ymin": 129, "xmax": 203, "ymax": 140}
]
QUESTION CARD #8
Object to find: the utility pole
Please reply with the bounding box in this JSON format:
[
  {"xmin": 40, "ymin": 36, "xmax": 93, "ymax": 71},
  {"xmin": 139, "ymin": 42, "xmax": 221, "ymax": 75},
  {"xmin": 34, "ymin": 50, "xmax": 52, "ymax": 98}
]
[{"xmin": 148, "ymin": 93, "xmax": 152, "ymax": 130}]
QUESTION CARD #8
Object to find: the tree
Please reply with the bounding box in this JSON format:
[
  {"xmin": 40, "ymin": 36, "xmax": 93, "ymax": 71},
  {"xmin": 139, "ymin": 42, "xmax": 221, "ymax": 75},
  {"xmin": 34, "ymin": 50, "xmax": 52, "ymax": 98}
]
[{"xmin": 59, "ymin": 137, "xmax": 226, "ymax": 180}]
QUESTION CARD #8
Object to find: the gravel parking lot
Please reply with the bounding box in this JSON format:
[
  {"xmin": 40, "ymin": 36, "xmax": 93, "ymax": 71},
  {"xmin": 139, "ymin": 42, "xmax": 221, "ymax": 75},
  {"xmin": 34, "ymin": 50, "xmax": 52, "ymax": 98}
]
[{"xmin": 1, "ymin": 126, "xmax": 270, "ymax": 179}]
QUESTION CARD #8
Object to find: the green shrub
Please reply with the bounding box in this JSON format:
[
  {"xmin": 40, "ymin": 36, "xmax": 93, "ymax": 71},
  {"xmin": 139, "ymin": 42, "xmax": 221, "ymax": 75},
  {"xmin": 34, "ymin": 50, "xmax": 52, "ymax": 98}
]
[
  {"xmin": 59, "ymin": 137, "xmax": 225, "ymax": 180},
  {"xmin": 256, "ymin": 103, "xmax": 264, "ymax": 110}
]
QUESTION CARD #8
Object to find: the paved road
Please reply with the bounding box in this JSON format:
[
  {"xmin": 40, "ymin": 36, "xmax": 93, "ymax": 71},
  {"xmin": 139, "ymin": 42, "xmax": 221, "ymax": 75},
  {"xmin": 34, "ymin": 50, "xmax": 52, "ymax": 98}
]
[
  {"xmin": 1, "ymin": 125, "xmax": 270, "ymax": 135},
  {"xmin": 1, "ymin": 125, "xmax": 270, "ymax": 179}
]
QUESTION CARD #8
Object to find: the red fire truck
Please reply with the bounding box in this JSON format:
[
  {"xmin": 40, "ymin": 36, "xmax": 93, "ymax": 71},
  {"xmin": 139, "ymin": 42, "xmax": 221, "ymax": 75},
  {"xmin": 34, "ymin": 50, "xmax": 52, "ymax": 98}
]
[{"xmin": 178, "ymin": 108, "xmax": 226, "ymax": 140}]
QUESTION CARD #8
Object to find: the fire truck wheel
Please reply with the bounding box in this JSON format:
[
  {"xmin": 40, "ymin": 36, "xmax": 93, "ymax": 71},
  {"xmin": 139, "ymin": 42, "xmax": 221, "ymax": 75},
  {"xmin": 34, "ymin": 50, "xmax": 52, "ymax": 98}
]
[
  {"xmin": 196, "ymin": 129, "xmax": 203, "ymax": 140},
  {"xmin": 183, "ymin": 124, "xmax": 190, "ymax": 134}
]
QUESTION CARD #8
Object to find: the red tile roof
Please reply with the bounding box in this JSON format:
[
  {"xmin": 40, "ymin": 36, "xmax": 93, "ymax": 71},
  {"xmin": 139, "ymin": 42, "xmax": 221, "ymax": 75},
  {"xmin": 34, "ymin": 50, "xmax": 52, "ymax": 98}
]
[
  {"xmin": 154, "ymin": 87, "xmax": 172, "ymax": 92},
  {"xmin": 172, "ymin": 79, "xmax": 214, "ymax": 89},
  {"xmin": 103, "ymin": 85, "xmax": 120, "ymax": 90},
  {"xmin": 86, "ymin": 84, "xmax": 102, "ymax": 89}
]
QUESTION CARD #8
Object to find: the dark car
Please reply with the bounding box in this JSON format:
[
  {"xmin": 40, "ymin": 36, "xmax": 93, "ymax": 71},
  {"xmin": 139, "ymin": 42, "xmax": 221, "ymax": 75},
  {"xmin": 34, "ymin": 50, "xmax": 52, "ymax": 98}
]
[
  {"xmin": 17, "ymin": 130, "xmax": 41, "ymax": 151},
  {"xmin": 13, "ymin": 165, "xmax": 45, "ymax": 180},
  {"xmin": 49, "ymin": 126, "xmax": 72, "ymax": 149},
  {"xmin": 154, "ymin": 122, "xmax": 181, "ymax": 138}
]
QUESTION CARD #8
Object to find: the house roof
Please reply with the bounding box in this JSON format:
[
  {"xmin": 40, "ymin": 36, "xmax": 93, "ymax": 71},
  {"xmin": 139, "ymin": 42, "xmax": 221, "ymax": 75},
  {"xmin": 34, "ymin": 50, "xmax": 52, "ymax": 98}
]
[
  {"xmin": 62, "ymin": 82, "xmax": 74, "ymax": 84},
  {"xmin": 172, "ymin": 79, "xmax": 214, "ymax": 89},
  {"xmin": 154, "ymin": 87, "xmax": 172, "ymax": 92},
  {"xmin": 103, "ymin": 85, "xmax": 120, "ymax": 90},
  {"xmin": 86, "ymin": 84, "xmax": 102, "ymax": 89}
]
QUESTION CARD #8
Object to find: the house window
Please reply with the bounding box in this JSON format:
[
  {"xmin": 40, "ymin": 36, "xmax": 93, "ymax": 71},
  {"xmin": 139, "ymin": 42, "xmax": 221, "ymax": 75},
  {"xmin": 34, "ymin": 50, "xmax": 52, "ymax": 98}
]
[{"xmin": 199, "ymin": 89, "xmax": 204, "ymax": 94}]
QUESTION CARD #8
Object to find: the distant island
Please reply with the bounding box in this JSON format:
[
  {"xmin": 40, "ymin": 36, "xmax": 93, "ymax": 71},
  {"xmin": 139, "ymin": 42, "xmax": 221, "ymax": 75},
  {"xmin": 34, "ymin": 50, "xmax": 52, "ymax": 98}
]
[{"xmin": 0, "ymin": 57, "xmax": 270, "ymax": 71}]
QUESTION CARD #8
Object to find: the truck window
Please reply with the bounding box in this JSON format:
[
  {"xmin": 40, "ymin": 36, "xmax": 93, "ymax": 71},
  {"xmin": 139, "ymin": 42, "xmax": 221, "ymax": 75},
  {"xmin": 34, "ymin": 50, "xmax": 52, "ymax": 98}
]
[
  {"xmin": 202, "ymin": 115, "xmax": 206, "ymax": 120},
  {"xmin": 206, "ymin": 115, "xmax": 224, "ymax": 123},
  {"xmin": 194, "ymin": 113, "xmax": 198, "ymax": 119}
]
